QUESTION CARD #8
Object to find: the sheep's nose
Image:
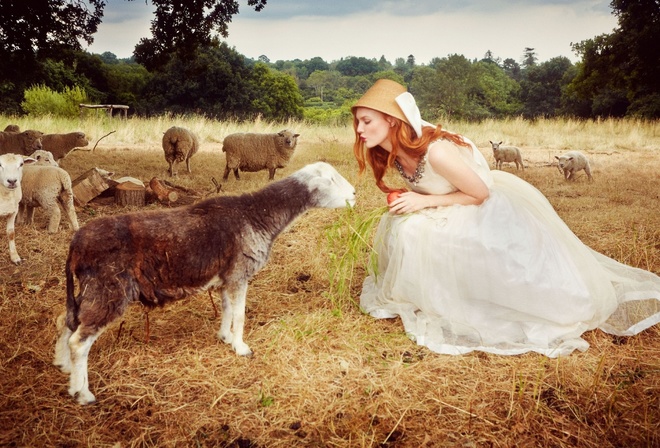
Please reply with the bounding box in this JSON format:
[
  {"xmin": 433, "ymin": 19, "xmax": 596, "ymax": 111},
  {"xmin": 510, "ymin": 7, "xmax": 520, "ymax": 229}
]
[{"xmin": 6, "ymin": 179, "xmax": 17, "ymax": 189}]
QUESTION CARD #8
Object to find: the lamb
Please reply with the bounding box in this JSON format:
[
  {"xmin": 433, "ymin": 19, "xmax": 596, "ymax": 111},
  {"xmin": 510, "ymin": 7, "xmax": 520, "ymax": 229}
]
[
  {"xmin": 222, "ymin": 129, "xmax": 300, "ymax": 181},
  {"xmin": 0, "ymin": 154, "xmax": 35, "ymax": 264},
  {"xmin": 162, "ymin": 126, "xmax": 200, "ymax": 176},
  {"xmin": 489, "ymin": 141, "xmax": 524, "ymax": 170},
  {"xmin": 555, "ymin": 151, "xmax": 593, "ymax": 181},
  {"xmin": 41, "ymin": 132, "xmax": 89, "ymax": 162},
  {"xmin": 18, "ymin": 164, "xmax": 79, "ymax": 233},
  {"xmin": 3, "ymin": 124, "xmax": 20, "ymax": 132},
  {"xmin": 29, "ymin": 149, "xmax": 59, "ymax": 166},
  {"xmin": 0, "ymin": 130, "xmax": 43, "ymax": 155},
  {"xmin": 53, "ymin": 161, "xmax": 356, "ymax": 404}
]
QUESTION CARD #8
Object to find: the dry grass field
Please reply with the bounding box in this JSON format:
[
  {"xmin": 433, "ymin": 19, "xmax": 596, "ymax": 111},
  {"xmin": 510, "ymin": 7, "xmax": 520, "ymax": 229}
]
[{"xmin": 1, "ymin": 115, "xmax": 659, "ymax": 447}]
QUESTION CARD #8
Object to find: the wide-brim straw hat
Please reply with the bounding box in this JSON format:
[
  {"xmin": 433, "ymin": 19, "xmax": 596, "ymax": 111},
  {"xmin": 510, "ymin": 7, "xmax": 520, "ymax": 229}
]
[{"xmin": 351, "ymin": 79, "xmax": 410, "ymax": 125}]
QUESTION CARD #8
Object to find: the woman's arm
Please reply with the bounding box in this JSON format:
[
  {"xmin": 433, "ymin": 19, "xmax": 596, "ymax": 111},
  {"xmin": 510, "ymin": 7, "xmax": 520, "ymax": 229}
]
[{"xmin": 389, "ymin": 140, "xmax": 490, "ymax": 214}]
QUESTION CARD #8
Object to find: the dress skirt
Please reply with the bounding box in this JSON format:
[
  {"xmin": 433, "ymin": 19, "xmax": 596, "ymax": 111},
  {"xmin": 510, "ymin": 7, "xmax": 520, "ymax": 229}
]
[{"xmin": 360, "ymin": 170, "xmax": 660, "ymax": 357}]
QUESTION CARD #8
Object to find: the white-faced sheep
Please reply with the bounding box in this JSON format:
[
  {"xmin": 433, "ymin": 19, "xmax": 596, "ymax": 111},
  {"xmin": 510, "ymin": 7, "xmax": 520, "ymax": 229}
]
[
  {"xmin": 489, "ymin": 141, "xmax": 524, "ymax": 170},
  {"xmin": 29, "ymin": 149, "xmax": 59, "ymax": 166},
  {"xmin": 162, "ymin": 126, "xmax": 200, "ymax": 176},
  {"xmin": 555, "ymin": 151, "xmax": 593, "ymax": 181},
  {"xmin": 222, "ymin": 129, "xmax": 300, "ymax": 181},
  {"xmin": 41, "ymin": 132, "xmax": 89, "ymax": 162},
  {"xmin": 0, "ymin": 130, "xmax": 43, "ymax": 156},
  {"xmin": 53, "ymin": 161, "xmax": 355, "ymax": 404},
  {"xmin": 18, "ymin": 164, "xmax": 79, "ymax": 233},
  {"xmin": 0, "ymin": 154, "xmax": 35, "ymax": 264}
]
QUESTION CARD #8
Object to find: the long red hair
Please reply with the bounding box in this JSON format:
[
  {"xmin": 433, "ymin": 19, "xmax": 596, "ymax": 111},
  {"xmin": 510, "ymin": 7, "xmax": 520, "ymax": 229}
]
[{"xmin": 352, "ymin": 115, "xmax": 471, "ymax": 193}]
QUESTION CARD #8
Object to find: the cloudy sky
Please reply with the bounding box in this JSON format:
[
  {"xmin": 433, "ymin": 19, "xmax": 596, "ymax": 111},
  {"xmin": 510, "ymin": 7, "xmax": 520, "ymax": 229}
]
[{"xmin": 87, "ymin": 0, "xmax": 618, "ymax": 64}]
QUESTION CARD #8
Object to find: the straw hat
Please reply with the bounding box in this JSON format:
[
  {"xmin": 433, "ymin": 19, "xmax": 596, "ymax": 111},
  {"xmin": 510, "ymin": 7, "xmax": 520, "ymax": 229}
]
[{"xmin": 351, "ymin": 79, "xmax": 410, "ymax": 125}]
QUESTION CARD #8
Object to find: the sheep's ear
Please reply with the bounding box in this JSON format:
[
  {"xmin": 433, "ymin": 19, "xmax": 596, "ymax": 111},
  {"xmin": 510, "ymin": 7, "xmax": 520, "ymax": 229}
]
[
  {"xmin": 489, "ymin": 140, "xmax": 493, "ymax": 144},
  {"xmin": 23, "ymin": 157, "xmax": 37, "ymax": 165},
  {"xmin": 554, "ymin": 156, "xmax": 559, "ymax": 160},
  {"xmin": 294, "ymin": 134, "xmax": 300, "ymax": 138},
  {"xmin": 498, "ymin": 141, "xmax": 503, "ymax": 145}
]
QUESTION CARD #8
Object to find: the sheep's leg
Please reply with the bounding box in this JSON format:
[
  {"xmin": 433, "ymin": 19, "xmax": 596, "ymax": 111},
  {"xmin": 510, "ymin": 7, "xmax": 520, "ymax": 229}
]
[
  {"xmin": 222, "ymin": 166, "xmax": 231, "ymax": 181},
  {"xmin": 59, "ymin": 194, "xmax": 79, "ymax": 231},
  {"xmin": 168, "ymin": 160, "xmax": 174, "ymax": 177},
  {"xmin": 186, "ymin": 157, "xmax": 192, "ymax": 173},
  {"xmin": 53, "ymin": 313, "xmax": 72, "ymax": 373},
  {"xmin": 6, "ymin": 212, "xmax": 21, "ymax": 264},
  {"xmin": 233, "ymin": 169, "xmax": 240, "ymax": 180},
  {"xmin": 45, "ymin": 204, "xmax": 61, "ymax": 233},
  {"xmin": 217, "ymin": 282, "xmax": 252, "ymax": 356},
  {"xmin": 68, "ymin": 325, "xmax": 102, "ymax": 405},
  {"xmin": 585, "ymin": 165, "xmax": 593, "ymax": 181},
  {"xmin": 268, "ymin": 168, "xmax": 276, "ymax": 180},
  {"xmin": 26, "ymin": 205, "xmax": 35, "ymax": 225}
]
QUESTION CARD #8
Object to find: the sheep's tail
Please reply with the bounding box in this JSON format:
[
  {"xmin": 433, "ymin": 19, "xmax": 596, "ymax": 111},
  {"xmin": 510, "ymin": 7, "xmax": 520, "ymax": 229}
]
[{"xmin": 64, "ymin": 248, "xmax": 80, "ymax": 331}]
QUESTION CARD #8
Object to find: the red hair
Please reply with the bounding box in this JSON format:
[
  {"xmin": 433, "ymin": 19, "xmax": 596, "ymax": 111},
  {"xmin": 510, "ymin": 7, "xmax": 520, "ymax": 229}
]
[{"xmin": 353, "ymin": 115, "xmax": 471, "ymax": 193}]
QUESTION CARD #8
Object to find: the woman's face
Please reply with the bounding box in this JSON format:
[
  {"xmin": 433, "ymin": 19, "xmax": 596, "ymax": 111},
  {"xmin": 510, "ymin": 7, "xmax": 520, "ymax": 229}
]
[{"xmin": 354, "ymin": 107, "xmax": 394, "ymax": 151}]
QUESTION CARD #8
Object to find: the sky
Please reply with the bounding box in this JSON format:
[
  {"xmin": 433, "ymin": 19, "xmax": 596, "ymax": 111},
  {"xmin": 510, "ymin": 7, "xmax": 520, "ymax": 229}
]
[{"xmin": 86, "ymin": 0, "xmax": 618, "ymax": 65}]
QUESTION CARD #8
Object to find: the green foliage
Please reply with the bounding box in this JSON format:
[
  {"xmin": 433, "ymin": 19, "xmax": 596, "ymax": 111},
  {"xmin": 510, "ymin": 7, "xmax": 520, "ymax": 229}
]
[{"xmin": 21, "ymin": 85, "xmax": 88, "ymax": 118}]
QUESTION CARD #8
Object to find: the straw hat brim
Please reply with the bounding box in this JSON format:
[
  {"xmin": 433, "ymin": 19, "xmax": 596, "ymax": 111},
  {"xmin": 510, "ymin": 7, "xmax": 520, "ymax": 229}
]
[{"xmin": 351, "ymin": 79, "xmax": 410, "ymax": 125}]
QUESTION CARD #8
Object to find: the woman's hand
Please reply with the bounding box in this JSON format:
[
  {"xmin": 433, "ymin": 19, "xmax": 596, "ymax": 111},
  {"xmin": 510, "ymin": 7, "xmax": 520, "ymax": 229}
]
[{"xmin": 388, "ymin": 191, "xmax": 433, "ymax": 214}]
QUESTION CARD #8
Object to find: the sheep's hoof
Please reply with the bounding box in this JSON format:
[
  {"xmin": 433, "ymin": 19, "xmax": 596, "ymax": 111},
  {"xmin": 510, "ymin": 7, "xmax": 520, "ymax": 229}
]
[
  {"xmin": 233, "ymin": 342, "xmax": 253, "ymax": 357},
  {"xmin": 75, "ymin": 390, "xmax": 97, "ymax": 406},
  {"xmin": 11, "ymin": 257, "xmax": 22, "ymax": 265}
]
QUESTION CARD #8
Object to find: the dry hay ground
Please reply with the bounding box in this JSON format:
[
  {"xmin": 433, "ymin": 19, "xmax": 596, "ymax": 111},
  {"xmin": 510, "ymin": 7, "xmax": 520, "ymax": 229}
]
[{"xmin": 0, "ymin": 139, "xmax": 659, "ymax": 448}]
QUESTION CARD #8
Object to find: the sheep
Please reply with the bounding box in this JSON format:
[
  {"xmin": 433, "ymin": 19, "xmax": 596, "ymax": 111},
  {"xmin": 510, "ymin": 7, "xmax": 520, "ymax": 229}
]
[
  {"xmin": 0, "ymin": 130, "xmax": 43, "ymax": 156},
  {"xmin": 53, "ymin": 161, "xmax": 355, "ymax": 404},
  {"xmin": 162, "ymin": 126, "xmax": 200, "ymax": 176},
  {"xmin": 41, "ymin": 132, "xmax": 89, "ymax": 162},
  {"xmin": 555, "ymin": 151, "xmax": 593, "ymax": 181},
  {"xmin": 0, "ymin": 154, "xmax": 35, "ymax": 264},
  {"xmin": 222, "ymin": 129, "xmax": 300, "ymax": 181},
  {"xmin": 18, "ymin": 164, "xmax": 79, "ymax": 233},
  {"xmin": 29, "ymin": 149, "xmax": 59, "ymax": 166},
  {"xmin": 3, "ymin": 124, "xmax": 20, "ymax": 132},
  {"xmin": 489, "ymin": 141, "xmax": 524, "ymax": 170}
]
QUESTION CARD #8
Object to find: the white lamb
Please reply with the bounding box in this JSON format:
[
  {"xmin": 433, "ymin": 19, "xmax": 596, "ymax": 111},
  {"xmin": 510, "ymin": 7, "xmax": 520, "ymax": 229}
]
[
  {"xmin": 29, "ymin": 149, "xmax": 59, "ymax": 166},
  {"xmin": 19, "ymin": 164, "xmax": 80, "ymax": 233},
  {"xmin": 489, "ymin": 141, "xmax": 524, "ymax": 170},
  {"xmin": 555, "ymin": 151, "xmax": 593, "ymax": 181},
  {"xmin": 1, "ymin": 153, "xmax": 35, "ymax": 264}
]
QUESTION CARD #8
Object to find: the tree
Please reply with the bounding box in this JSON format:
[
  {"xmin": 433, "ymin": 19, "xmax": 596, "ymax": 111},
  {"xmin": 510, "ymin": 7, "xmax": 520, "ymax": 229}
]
[
  {"xmin": 520, "ymin": 57, "xmax": 573, "ymax": 118},
  {"xmin": 335, "ymin": 57, "xmax": 380, "ymax": 77},
  {"xmin": 249, "ymin": 63, "xmax": 304, "ymax": 121},
  {"xmin": 522, "ymin": 47, "xmax": 537, "ymax": 68},
  {"xmin": 0, "ymin": 0, "xmax": 105, "ymax": 112},
  {"xmin": 134, "ymin": 0, "xmax": 268, "ymax": 71}
]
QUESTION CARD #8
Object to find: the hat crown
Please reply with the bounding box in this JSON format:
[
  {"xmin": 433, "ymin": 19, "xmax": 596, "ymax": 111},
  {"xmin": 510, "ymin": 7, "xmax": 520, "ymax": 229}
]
[{"xmin": 352, "ymin": 79, "xmax": 409, "ymax": 125}]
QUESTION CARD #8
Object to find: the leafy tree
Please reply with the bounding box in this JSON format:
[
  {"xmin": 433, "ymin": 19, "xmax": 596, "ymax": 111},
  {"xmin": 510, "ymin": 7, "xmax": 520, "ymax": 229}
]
[
  {"xmin": 519, "ymin": 56, "xmax": 573, "ymax": 118},
  {"xmin": 335, "ymin": 57, "xmax": 380, "ymax": 77},
  {"xmin": 249, "ymin": 63, "xmax": 304, "ymax": 121},
  {"xmin": 501, "ymin": 58, "xmax": 522, "ymax": 82},
  {"xmin": 134, "ymin": 0, "xmax": 268, "ymax": 71},
  {"xmin": 306, "ymin": 70, "xmax": 341, "ymax": 102},
  {"xmin": 522, "ymin": 47, "xmax": 537, "ymax": 68},
  {"xmin": 0, "ymin": 0, "xmax": 105, "ymax": 112}
]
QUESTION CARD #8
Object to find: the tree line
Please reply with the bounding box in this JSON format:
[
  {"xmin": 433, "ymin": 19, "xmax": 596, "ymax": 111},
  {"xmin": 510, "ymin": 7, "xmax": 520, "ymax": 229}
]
[{"xmin": 0, "ymin": 0, "xmax": 657, "ymax": 123}]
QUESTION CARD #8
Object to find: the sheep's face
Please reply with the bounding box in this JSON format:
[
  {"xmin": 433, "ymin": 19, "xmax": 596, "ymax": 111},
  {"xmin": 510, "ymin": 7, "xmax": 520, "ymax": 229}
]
[
  {"xmin": 23, "ymin": 130, "xmax": 44, "ymax": 151},
  {"xmin": 489, "ymin": 141, "xmax": 503, "ymax": 153},
  {"xmin": 556, "ymin": 156, "xmax": 574, "ymax": 170},
  {"xmin": 297, "ymin": 162, "xmax": 356, "ymax": 209},
  {"xmin": 30, "ymin": 150, "xmax": 58, "ymax": 166},
  {"xmin": 74, "ymin": 132, "xmax": 90, "ymax": 147},
  {"xmin": 0, "ymin": 154, "xmax": 34, "ymax": 190},
  {"xmin": 277, "ymin": 130, "xmax": 300, "ymax": 149}
]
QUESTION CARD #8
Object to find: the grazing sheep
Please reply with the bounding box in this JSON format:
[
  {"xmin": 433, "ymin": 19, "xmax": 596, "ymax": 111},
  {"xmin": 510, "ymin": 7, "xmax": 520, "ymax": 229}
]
[
  {"xmin": 222, "ymin": 129, "xmax": 300, "ymax": 181},
  {"xmin": 162, "ymin": 126, "xmax": 199, "ymax": 176},
  {"xmin": 18, "ymin": 164, "xmax": 79, "ymax": 233},
  {"xmin": 53, "ymin": 162, "xmax": 356, "ymax": 404},
  {"xmin": 3, "ymin": 124, "xmax": 20, "ymax": 132},
  {"xmin": 489, "ymin": 141, "xmax": 524, "ymax": 170},
  {"xmin": 0, "ymin": 154, "xmax": 35, "ymax": 264},
  {"xmin": 29, "ymin": 149, "xmax": 59, "ymax": 166},
  {"xmin": 41, "ymin": 132, "xmax": 89, "ymax": 162},
  {"xmin": 0, "ymin": 130, "xmax": 43, "ymax": 155},
  {"xmin": 555, "ymin": 151, "xmax": 593, "ymax": 181}
]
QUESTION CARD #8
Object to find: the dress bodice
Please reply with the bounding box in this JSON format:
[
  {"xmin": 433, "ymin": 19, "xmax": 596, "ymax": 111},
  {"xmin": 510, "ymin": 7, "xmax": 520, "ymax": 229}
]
[{"xmin": 400, "ymin": 139, "xmax": 494, "ymax": 195}]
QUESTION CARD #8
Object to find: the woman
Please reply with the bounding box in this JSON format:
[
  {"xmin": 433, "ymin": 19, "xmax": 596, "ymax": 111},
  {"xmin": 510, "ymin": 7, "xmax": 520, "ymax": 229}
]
[{"xmin": 352, "ymin": 79, "xmax": 660, "ymax": 357}]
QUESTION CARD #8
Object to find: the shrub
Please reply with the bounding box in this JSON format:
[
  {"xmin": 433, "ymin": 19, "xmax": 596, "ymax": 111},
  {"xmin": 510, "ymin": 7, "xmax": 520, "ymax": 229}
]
[{"xmin": 21, "ymin": 84, "xmax": 89, "ymax": 118}]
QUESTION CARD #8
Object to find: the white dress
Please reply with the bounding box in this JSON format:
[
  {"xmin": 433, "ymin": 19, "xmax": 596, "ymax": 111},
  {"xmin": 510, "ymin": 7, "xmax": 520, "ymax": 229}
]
[{"xmin": 360, "ymin": 141, "xmax": 660, "ymax": 357}]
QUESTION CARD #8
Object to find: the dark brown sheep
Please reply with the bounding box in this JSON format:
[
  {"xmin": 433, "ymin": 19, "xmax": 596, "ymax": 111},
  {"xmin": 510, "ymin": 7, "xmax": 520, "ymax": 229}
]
[
  {"xmin": 41, "ymin": 132, "xmax": 89, "ymax": 161},
  {"xmin": 0, "ymin": 130, "xmax": 43, "ymax": 155},
  {"xmin": 53, "ymin": 162, "xmax": 356, "ymax": 404}
]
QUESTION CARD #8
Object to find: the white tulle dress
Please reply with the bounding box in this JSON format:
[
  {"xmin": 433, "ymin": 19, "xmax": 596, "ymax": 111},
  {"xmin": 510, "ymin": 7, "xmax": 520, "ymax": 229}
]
[{"xmin": 360, "ymin": 141, "xmax": 660, "ymax": 357}]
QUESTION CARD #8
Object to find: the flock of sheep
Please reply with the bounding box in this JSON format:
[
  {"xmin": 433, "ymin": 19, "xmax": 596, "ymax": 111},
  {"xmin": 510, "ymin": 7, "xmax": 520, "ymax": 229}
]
[
  {"xmin": 1, "ymin": 122, "xmax": 593, "ymax": 405},
  {"xmin": 0, "ymin": 122, "xmax": 354, "ymax": 405}
]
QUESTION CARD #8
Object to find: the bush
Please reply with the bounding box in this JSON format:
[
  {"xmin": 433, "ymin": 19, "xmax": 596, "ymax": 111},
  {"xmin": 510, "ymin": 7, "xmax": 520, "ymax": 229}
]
[{"xmin": 21, "ymin": 84, "xmax": 89, "ymax": 117}]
